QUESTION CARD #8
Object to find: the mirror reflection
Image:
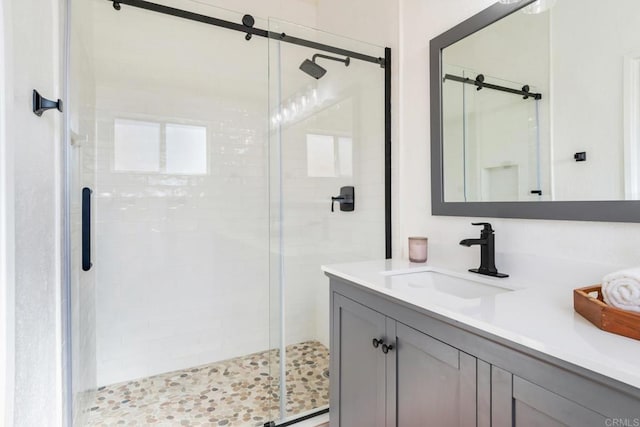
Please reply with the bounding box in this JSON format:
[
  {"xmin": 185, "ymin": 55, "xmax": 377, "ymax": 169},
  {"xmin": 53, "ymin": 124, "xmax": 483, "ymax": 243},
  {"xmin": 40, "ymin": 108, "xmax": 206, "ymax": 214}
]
[{"xmin": 441, "ymin": 0, "xmax": 640, "ymax": 202}]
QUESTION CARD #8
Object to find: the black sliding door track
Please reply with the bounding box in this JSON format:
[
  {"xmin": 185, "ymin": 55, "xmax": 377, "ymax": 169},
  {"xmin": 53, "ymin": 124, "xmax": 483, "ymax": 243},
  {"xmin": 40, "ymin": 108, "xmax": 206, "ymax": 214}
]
[{"xmin": 108, "ymin": 0, "xmax": 385, "ymax": 66}]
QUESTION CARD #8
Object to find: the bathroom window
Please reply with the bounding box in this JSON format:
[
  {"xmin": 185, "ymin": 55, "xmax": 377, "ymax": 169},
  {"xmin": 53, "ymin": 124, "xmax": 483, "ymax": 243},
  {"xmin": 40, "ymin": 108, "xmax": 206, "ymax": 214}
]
[
  {"xmin": 114, "ymin": 119, "xmax": 161, "ymax": 172},
  {"xmin": 165, "ymin": 124, "xmax": 207, "ymax": 174},
  {"xmin": 306, "ymin": 133, "xmax": 353, "ymax": 177},
  {"xmin": 114, "ymin": 118, "xmax": 207, "ymax": 175}
]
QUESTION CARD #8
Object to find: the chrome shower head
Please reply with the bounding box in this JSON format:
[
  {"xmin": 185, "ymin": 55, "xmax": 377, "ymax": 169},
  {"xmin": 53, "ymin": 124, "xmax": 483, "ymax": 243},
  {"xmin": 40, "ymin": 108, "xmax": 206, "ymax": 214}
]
[{"xmin": 299, "ymin": 53, "xmax": 350, "ymax": 79}]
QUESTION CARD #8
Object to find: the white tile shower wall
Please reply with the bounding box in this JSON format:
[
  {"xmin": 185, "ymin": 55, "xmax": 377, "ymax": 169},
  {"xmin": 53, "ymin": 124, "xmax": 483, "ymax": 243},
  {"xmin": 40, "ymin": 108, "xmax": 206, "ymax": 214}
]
[
  {"xmin": 94, "ymin": 86, "xmax": 271, "ymax": 386},
  {"xmin": 278, "ymin": 71, "xmax": 387, "ymax": 349},
  {"xmin": 84, "ymin": 0, "xmax": 279, "ymax": 386},
  {"xmin": 398, "ymin": 0, "xmax": 640, "ymax": 285}
]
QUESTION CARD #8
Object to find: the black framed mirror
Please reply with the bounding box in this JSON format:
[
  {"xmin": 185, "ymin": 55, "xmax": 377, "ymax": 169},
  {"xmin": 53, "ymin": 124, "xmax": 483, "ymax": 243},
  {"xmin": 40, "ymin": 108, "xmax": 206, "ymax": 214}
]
[{"xmin": 430, "ymin": 0, "xmax": 640, "ymax": 222}]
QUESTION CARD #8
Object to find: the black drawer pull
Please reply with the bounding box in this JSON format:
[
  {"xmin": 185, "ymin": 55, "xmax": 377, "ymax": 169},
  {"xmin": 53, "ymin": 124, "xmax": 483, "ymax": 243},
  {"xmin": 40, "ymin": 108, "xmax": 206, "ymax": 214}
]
[
  {"xmin": 382, "ymin": 343, "xmax": 394, "ymax": 354},
  {"xmin": 372, "ymin": 338, "xmax": 383, "ymax": 349}
]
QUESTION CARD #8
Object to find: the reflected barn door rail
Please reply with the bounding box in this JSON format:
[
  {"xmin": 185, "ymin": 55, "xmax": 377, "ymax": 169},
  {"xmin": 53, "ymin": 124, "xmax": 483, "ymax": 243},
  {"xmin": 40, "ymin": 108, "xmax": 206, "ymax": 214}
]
[{"xmin": 444, "ymin": 73, "xmax": 542, "ymax": 100}]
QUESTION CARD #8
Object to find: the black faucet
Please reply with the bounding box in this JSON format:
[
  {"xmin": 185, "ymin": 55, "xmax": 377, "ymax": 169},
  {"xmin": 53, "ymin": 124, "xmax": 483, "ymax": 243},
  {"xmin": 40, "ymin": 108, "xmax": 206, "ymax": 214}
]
[{"xmin": 459, "ymin": 222, "xmax": 509, "ymax": 278}]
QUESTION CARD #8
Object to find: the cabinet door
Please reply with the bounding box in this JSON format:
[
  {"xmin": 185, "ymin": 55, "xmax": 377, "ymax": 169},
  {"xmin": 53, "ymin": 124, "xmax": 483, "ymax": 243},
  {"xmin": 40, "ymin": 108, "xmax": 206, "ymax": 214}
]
[
  {"xmin": 392, "ymin": 322, "xmax": 476, "ymax": 427},
  {"xmin": 512, "ymin": 376, "xmax": 607, "ymax": 427},
  {"xmin": 331, "ymin": 294, "xmax": 387, "ymax": 427},
  {"xmin": 488, "ymin": 367, "xmax": 608, "ymax": 427}
]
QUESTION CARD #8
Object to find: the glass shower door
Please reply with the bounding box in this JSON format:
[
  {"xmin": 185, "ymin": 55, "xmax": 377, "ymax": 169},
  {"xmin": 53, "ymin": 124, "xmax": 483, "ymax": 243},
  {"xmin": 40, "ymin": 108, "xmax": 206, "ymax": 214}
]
[
  {"xmin": 268, "ymin": 19, "xmax": 387, "ymax": 423},
  {"xmin": 69, "ymin": 1, "xmax": 276, "ymax": 425}
]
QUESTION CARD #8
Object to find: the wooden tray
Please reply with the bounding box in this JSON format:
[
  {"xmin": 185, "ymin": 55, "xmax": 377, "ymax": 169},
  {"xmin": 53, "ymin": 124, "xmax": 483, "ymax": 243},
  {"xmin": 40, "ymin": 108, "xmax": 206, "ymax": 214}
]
[{"xmin": 573, "ymin": 285, "xmax": 640, "ymax": 341}]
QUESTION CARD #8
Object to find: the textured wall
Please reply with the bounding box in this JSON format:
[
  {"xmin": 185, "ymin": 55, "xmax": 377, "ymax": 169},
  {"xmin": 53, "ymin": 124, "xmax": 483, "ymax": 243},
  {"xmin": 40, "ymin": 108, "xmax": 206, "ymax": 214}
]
[
  {"xmin": 4, "ymin": 0, "xmax": 64, "ymax": 424},
  {"xmin": 0, "ymin": 0, "xmax": 15, "ymax": 423}
]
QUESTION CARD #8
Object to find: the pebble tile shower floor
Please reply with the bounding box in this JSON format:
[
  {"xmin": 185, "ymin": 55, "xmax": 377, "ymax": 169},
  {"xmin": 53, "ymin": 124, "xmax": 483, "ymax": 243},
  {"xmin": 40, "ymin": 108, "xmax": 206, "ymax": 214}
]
[{"xmin": 86, "ymin": 341, "xmax": 329, "ymax": 426}]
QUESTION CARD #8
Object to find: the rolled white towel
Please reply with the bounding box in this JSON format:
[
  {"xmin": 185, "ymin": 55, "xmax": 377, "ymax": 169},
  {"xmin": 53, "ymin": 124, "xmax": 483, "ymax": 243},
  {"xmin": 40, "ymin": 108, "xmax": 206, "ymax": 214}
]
[{"xmin": 602, "ymin": 268, "xmax": 640, "ymax": 313}]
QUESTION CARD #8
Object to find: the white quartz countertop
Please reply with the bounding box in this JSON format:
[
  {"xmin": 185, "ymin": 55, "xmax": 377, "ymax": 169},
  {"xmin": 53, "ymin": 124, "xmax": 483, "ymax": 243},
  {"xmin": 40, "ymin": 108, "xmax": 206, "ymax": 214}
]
[{"xmin": 322, "ymin": 259, "xmax": 640, "ymax": 390}]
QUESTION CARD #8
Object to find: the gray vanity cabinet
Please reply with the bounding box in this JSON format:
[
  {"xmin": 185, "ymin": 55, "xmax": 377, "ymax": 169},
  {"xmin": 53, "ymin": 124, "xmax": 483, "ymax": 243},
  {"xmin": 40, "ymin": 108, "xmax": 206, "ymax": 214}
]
[
  {"xmin": 331, "ymin": 293, "xmax": 476, "ymax": 427},
  {"xmin": 329, "ymin": 274, "xmax": 640, "ymax": 427}
]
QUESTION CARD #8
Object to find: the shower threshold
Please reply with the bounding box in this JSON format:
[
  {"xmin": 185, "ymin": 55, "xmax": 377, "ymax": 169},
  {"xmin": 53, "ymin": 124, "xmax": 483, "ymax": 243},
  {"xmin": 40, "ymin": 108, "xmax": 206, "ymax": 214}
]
[{"xmin": 86, "ymin": 340, "xmax": 329, "ymax": 426}]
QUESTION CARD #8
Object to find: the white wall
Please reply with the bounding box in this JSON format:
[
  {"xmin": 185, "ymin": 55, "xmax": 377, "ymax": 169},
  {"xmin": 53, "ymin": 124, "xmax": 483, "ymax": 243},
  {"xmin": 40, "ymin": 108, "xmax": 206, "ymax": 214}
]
[
  {"xmin": 2, "ymin": 0, "xmax": 65, "ymax": 425},
  {"xmin": 551, "ymin": 0, "xmax": 640, "ymax": 200},
  {"xmin": 0, "ymin": 0, "xmax": 15, "ymax": 423},
  {"xmin": 398, "ymin": 0, "xmax": 640, "ymax": 286}
]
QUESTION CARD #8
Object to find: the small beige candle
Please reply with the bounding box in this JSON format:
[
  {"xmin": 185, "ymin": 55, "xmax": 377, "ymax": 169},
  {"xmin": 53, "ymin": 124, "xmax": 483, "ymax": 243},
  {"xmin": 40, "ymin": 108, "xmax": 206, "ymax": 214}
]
[{"xmin": 408, "ymin": 237, "xmax": 428, "ymax": 263}]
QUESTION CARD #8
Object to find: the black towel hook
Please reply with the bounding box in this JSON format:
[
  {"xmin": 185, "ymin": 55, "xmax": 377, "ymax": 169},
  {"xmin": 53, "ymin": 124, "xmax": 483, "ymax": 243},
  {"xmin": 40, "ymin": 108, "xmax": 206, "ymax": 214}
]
[{"xmin": 32, "ymin": 90, "xmax": 62, "ymax": 117}]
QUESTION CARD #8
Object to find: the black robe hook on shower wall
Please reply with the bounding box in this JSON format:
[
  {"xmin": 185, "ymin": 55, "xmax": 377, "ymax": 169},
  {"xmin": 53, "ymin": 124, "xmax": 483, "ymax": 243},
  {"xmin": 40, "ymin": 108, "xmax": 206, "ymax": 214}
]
[{"xmin": 32, "ymin": 90, "xmax": 62, "ymax": 117}]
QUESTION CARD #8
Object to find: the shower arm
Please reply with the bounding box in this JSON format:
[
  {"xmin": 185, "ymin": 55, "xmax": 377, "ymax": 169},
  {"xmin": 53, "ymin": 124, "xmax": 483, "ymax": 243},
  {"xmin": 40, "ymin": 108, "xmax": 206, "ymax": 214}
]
[{"xmin": 312, "ymin": 53, "xmax": 350, "ymax": 67}]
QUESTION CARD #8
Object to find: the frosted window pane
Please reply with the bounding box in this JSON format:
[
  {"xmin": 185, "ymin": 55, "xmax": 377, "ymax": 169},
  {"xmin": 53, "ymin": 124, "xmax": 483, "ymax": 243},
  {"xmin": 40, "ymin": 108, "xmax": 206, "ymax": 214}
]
[
  {"xmin": 307, "ymin": 134, "xmax": 336, "ymax": 177},
  {"xmin": 166, "ymin": 124, "xmax": 207, "ymax": 175},
  {"xmin": 114, "ymin": 119, "xmax": 160, "ymax": 172},
  {"xmin": 337, "ymin": 137, "xmax": 353, "ymax": 176}
]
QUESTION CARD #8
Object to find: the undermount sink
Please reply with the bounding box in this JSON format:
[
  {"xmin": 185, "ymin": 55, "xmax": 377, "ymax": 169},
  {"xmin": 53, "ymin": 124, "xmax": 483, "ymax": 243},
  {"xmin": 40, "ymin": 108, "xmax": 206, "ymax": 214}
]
[{"xmin": 380, "ymin": 267, "xmax": 519, "ymax": 299}]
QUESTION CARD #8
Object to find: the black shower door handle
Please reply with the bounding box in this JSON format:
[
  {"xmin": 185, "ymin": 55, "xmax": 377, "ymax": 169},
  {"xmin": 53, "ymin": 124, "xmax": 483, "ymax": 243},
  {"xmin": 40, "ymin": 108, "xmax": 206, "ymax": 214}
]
[{"xmin": 82, "ymin": 187, "xmax": 92, "ymax": 271}]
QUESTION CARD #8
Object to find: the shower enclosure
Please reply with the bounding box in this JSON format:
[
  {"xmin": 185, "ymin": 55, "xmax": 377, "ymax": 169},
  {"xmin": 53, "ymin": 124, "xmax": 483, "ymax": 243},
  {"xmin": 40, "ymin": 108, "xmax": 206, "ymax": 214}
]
[{"xmin": 66, "ymin": 0, "xmax": 389, "ymax": 425}]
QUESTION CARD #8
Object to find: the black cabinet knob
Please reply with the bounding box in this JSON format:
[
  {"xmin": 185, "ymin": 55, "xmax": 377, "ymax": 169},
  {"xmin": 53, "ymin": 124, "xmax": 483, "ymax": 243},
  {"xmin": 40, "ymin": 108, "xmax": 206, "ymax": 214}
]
[
  {"xmin": 382, "ymin": 343, "xmax": 394, "ymax": 354},
  {"xmin": 372, "ymin": 338, "xmax": 382, "ymax": 348}
]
